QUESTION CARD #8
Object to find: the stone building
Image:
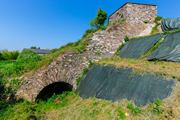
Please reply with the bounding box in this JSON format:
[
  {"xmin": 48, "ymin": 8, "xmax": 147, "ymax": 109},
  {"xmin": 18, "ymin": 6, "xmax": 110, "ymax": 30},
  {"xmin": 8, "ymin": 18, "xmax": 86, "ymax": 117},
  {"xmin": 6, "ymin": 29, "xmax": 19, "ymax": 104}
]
[{"xmin": 109, "ymin": 2, "xmax": 157, "ymax": 24}]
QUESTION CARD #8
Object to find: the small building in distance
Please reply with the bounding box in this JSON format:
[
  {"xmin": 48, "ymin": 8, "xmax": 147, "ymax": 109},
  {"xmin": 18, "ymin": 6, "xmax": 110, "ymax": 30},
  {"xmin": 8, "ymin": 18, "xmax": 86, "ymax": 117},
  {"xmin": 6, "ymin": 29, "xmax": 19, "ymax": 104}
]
[
  {"xmin": 109, "ymin": 2, "xmax": 157, "ymax": 24},
  {"xmin": 30, "ymin": 49, "xmax": 51, "ymax": 55},
  {"xmin": 24, "ymin": 48, "xmax": 51, "ymax": 55}
]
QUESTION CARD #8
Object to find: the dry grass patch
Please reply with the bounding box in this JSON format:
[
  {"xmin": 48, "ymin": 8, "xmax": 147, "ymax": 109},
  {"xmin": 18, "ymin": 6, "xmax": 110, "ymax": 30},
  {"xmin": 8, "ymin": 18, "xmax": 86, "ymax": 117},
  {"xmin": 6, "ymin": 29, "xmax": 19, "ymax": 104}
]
[
  {"xmin": 44, "ymin": 93, "xmax": 180, "ymax": 120},
  {"xmin": 98, "ymin": 57, "xmax": 180, "ymax": 80}
]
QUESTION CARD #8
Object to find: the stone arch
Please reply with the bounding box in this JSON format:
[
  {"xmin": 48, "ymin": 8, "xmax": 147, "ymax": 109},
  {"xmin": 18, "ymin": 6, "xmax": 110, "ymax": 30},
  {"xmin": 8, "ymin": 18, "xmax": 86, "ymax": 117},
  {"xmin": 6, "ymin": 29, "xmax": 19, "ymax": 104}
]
[
  {"xmin": 16, "ymin": 52, "xmax": 88, "ymax": 102},
  {"xmin": 36, "ymin": 81, "xmax": 73, "ymax": 101}
]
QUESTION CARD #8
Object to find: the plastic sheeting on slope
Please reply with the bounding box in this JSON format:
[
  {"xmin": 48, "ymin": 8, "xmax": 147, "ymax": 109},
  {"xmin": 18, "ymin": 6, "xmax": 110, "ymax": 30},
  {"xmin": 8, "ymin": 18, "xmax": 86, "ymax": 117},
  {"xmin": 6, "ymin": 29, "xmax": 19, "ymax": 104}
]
[
  {"xmin": 118, "ymin": 34, "xmax": 162, "ymax": 58},
  {"xmin": 77, "ymin": 65, "xmax": 175, "ymax": 106},
  {"xmin": 161, "ymin": 18, "xmax": 180, "ymax": 32},
  {"xmin": 148, "ymin": 31, "xmax": 180, "ymax": 62}
]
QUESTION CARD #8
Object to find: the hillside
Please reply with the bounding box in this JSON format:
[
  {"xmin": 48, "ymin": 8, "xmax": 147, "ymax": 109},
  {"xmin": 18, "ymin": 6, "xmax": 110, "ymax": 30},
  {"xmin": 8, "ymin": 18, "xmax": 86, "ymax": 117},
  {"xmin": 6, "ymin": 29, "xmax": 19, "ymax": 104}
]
[{"xmin": 1, "ymin": 2, "xmax": 180, "ymax": 120}]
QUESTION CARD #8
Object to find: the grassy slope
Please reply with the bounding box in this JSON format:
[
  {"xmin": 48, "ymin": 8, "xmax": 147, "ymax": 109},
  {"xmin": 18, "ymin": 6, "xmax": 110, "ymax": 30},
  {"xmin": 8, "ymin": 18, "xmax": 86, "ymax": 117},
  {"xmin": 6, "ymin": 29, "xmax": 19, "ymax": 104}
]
[
  {"xmin": 1, "ymin": 25, "xmax": 180, "ymax": 120},
  {"xmin": 0, "ymin": 92, "xmax": 171, "ymax": 120},
  {"xmin": 1, "ymin": 56, "xmax": 179, "ymax": 120}
]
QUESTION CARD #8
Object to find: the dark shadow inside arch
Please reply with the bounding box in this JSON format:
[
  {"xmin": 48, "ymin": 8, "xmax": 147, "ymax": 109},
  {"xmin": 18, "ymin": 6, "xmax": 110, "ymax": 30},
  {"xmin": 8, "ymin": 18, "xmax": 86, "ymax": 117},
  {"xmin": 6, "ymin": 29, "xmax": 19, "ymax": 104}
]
[{"xmin": 36, "ymin": 82, "xmax": 73, "ymax": 101}]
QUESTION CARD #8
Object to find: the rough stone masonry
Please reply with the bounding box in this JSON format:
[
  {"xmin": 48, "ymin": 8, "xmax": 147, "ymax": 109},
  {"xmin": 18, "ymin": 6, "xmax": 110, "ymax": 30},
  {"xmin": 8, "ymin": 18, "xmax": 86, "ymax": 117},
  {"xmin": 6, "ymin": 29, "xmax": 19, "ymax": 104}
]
[{"xmin": 16, "ymin": 2, "xmax": 157, "ymax": 101}]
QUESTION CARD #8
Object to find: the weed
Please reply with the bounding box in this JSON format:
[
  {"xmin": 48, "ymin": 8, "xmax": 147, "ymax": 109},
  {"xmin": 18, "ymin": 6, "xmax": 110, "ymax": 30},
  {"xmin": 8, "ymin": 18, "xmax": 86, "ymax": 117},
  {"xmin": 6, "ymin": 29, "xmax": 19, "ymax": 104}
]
[
  {"xmin": 127, "ymin": 102, "xmax": 141, "ymax": 115},
  {"xmin": 117, "ymin": 108, "xmax": 126, "ymax": 120},
  {"xmin": 153, "ymin": 99, "xmax": 163, "ymax": 114}
]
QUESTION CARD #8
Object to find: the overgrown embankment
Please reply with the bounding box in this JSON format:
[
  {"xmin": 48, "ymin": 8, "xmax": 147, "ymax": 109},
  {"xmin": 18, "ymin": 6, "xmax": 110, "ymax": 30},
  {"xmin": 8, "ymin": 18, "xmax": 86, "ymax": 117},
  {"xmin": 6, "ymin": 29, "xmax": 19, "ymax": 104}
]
[
  {"xmin": 0, "ymin": 91, "xmax": 177, "ymax": 120},
  {"xmin": 0, "ymin": 29, "xmax": 96, "ymax": 101}
]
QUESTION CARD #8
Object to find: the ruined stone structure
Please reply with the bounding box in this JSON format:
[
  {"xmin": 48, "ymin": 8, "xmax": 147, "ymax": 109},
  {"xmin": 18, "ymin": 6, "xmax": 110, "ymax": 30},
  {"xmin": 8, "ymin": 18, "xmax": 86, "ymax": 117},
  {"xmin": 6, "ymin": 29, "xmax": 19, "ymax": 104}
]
[
  {"xmin": 17, "ymin": 52, "xmax": 89, "ymax": 101},
  {"xmin": 16, "ymin": 2, "xmax": 158, "ymax": 101},
  {"xmin": 109, "ymin": 2, "xmax": 157, "ymax": 23},
  {"xmin": 109, "ymin": 2, "xmax": 157, "ymax": 37}
]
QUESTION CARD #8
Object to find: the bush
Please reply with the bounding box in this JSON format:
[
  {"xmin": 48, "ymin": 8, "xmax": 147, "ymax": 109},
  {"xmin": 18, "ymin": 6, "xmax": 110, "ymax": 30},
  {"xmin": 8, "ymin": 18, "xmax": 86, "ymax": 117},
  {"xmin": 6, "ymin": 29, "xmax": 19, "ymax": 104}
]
[
  {"xmin": 0, "ymin": 50, "xmax": 42, "ymax": 77},
  {"xmin": 0, "ymin": 50, "xmax": 19, "ymax": 61},
  {"xmin": 155, "ymin": 16, "xmax": 162, "ymax": 22},
  {"xmin": 17, "ymin": 50, "xmax": 41, "ymax": 62},
  {"xmin": 90, "ymin": 9, "xmax": 107, "ymax": 29}
]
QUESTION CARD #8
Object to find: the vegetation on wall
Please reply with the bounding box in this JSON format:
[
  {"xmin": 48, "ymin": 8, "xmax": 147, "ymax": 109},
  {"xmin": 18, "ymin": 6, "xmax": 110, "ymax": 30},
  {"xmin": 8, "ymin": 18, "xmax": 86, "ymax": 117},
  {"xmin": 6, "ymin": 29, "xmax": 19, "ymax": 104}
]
[{"xmin": 151, "ymin": 16, "xmax": 163, "ymax": 35}]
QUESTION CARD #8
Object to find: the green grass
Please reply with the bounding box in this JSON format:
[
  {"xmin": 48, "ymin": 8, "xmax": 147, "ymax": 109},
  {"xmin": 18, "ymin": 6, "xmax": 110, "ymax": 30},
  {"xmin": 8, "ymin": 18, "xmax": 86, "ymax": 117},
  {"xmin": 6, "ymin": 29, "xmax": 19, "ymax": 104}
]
[
  {"xmin": 127, "ymin": 102, "xmax": 141, "ymax": 115},
  {"xmin": 0, "ymin": 92, "xmax": 76, "ymax": 120}
]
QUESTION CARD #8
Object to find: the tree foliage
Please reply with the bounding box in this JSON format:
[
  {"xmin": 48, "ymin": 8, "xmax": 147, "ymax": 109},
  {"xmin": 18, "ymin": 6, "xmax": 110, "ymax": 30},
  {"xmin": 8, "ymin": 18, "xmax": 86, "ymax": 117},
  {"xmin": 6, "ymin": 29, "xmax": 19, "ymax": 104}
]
[
  {"xmin": 90, "ymin": 9, "xmax": 107, "ymax": 29},
  {"xmin": 0, "ymin": 50, "xmax": 19, "ymax": 61}
]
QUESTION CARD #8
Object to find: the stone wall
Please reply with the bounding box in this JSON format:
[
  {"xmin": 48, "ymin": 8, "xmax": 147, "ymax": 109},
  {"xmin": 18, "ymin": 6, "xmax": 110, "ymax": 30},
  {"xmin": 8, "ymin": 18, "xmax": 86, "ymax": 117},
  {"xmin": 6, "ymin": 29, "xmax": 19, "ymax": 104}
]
[
  {"xmin": 109, "ymin": 3, "xmax": 157, "ymax": 24},
  {"xmin": 16, "ymin": 52, "xmax": 89, "ymax": 101}
]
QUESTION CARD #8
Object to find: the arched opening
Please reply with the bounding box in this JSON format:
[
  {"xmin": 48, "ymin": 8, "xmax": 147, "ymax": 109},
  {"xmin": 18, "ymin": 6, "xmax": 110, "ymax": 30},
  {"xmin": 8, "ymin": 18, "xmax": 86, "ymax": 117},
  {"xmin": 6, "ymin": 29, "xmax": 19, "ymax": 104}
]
[{"xmin": 36, "ymin": 82, "xmax": 73, "ymax": 101}]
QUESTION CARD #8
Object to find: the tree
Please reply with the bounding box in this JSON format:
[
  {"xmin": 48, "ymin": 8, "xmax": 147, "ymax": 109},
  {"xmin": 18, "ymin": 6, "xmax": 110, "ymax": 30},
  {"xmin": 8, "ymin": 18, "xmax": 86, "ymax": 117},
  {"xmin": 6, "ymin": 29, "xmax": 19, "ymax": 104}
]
[
  {"xmin": 90, "ymin": 9, "xmax": 107, "ymax": 29},
  {"xmin": 0, "ymin": 52, "xmax": 4, "ymax": 60},
  {"xmin": 30, "ymin": 46, "xmax": 40, "ymax": 49}
]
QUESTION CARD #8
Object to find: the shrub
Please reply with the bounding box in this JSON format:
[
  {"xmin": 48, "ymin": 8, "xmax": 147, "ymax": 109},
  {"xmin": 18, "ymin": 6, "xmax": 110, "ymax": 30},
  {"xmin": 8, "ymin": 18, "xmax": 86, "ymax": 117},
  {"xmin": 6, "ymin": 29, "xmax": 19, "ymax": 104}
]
[
  {"xmin": 0, "ymin": 50, "xmax": 42, "ymax": 77},
  {"xmin": 17, "ymin": 50, "xmax": 41, "ymax": 62},
  {"xmin": 155, "ymin": 16, "xmax": 162, "ymax": 22},
  {"xmin": 0, "ymin": 53, "xmax": 4, "ymax": 60},
  {"xmin": 124, "ymin": 36, "xmax": 129, "ymax": 42},
  {"xmin": 90, "ymin": 9, "xmax": 107, "ymax": 29},
  {"xmin": 0, "ymin": 50, "xmax": 19, "ymax": 61}
]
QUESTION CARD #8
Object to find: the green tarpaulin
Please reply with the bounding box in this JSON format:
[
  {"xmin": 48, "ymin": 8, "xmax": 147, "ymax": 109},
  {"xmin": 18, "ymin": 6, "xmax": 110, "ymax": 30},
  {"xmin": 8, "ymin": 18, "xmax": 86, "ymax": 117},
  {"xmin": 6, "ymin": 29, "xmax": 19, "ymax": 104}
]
[
  {"xmin": 77, "ymin": 65, "xmax": 175, "ymax": 106},
  {"xmin": 148, "ymin": 31, "xmax": 180, "ymax": 62},
  {"xmin": 118, "ymin": 34, "xmax": 162, "ymax": 58},
  {"xmin": 161, "ymin": 18, "xmax": 180, "ymax": 32}
]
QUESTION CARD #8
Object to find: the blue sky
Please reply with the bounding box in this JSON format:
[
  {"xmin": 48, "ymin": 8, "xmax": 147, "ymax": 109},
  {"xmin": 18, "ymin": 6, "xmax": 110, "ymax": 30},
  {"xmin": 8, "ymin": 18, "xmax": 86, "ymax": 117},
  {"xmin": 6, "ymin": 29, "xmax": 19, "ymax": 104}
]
[{"xmin": 0, "ymin": 0, "xmax": 180, "ymax": 50}]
